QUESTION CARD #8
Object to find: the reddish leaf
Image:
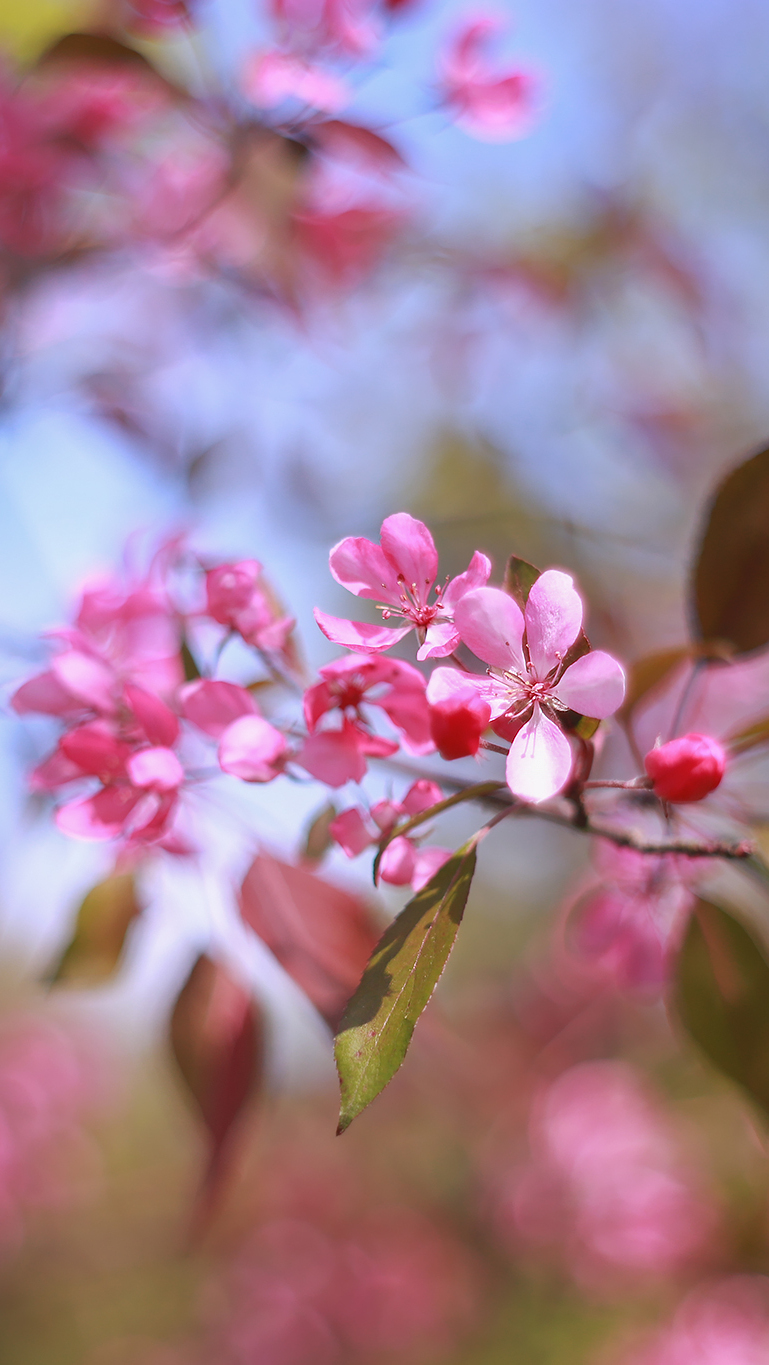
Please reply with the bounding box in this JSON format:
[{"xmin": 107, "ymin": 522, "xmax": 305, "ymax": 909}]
[
  {"xmin": 170, "ymin": 954, "xmax": 263, "ymax": 1232},
  {"xmin": 239, "ymin": 853, "xmax": 379, "ymax": 1028},
  {"xmin": 693, "ymin": 443, "xmax": 769, "ymax": 654},
  {"xmin": 312, "ymin": 120, "xmax": 405, "ymax": 167}
]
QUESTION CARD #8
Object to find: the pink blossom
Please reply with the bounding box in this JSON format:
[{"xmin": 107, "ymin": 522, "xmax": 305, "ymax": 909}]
[
  {"xmin": 314, "ymin": 512, "xmax": 491, "ymax": 660},
  {"xmin": 244, "ymin": 51, "xmax": 350, "ymax": 115},
  {"xmin": 126, "ymin": 746, "xmax": 185, "ymax": 792},
  {"xmin": 204, "ymin": 561, "xmax": 295, "ymax": 655},
  {"xmin": 440, "ymin": 17, "xmax": 539, "ymax": 143},
  {"xmin": 179, "ymin": 680, "xmax": 258, "ymax": 739},
  {"xmin": 616, "ymin": 1277, "xmax": 769, "ymax": 1365},
  {"xmin": 499, "ymin": 1062, "xmax": 715, "ymax": 1288},
  {"xmin": 269, "ymin": 0, "xmax": 380, "ymax": 57},
  {"xmin": 566, "ymin": 842, "xmax": 696, "ymax": 997},
  {"xmin": 55, "ymin": 783, "xmax": 177, "ymax": 843},
  {"xmin": 218, "ymin": 715, "xmax": 290, "ymax": 782},
  {"xmin": 430, "ymin": 573, "xmax": 625, "ymax": 801},
  {"xmin": 645, "ymin": 733, "xmax": 727, "ymax": 803},
  {"xmin": 329, "ymin": 779, "xmax": 451, "ymax": 890},
  {"xmin": 298, "ymin": 653, "xmax": 433, "ymax": 786}
]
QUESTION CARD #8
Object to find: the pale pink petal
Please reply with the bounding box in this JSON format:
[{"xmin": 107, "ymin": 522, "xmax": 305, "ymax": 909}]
[
  {"xmin": 401, "ymin": 779, "xmax": 443, "ymax": 815},
  {"xmin": 296, "ymin": 724, "xmax": 368, "ymax": 787},
  {"xmin": 442, "ymin": 550, "xmax": 493, "ymax": 610},
  {"xmin": 379, "ymin": 514, "xmax": 439, "ymax": 602},
  {"xmin": 55, "ymin": 785, "xmax": 144, "ymax": 840},
  {"xmin": 417, "ymin": 621, "xmax": 459, "ymax": 660},
  {"xmin": 425, "ymin": 664, "xmax": 510, "ymax": 720},
  {"xmin": 453, "ymin": 587, "xmax": 525, "ymax": 671},
  {"xmin": 525, "ymin": 570, "xmax": 583, "ymax": 680},
  {"xmin": 127, "ymin": 746, "xmax": 185, "ymax": 792},
  {"xmin": 554, "ymin": 650, "xmax": 626, "ymax": 719},
  {"xmin": 377, "ymin": 680, "xmax": 434, "ymax": 755},
  {"xmin": 244, "ymin": 51, "xmax": 349, "ymax": 114},
  {"xmin": 11, "ymin": 669, "xmax": 79, "ymax": 717},
  {"xmin": 355, "ymin": 731, "xmax": 399, "ymax": 758},
  {"xmin": 411, "ymin": 846, "xmax": 453, "ymax": 892},
  {"xmin": 506, "ymin": 704, "xmax": 573, "ymax": 802},
  {"xmin": 378, "ymin": 835, "xmax": 417, "ymax": 886},
  {"xmin": 124, "ymin": 683, "xmax": 179, "ymax": 746},
  {"xmin": 329, "ymin": 807, "xmax": 373, "ymax": 858},
  {"xmin": 314, "ymin": 608, "xmax": 411, "ymax": 652},
  {"xmin": 218, "ymin": 716, "xmax": 289, "ymax": 782},
  {"xmin": 205, "ymin": 560, "xmax": 261, "ymax": 624},
  {"xmin": 452, "ymin": 73, "xmax": 538, "ymax": 142},
  {"xmin": 179, "ymin": 679, "xmax": 257, "ymax": 738},
  {"xmin": 370, "ymin": 798, "xmax": 403, "ymax": 833},
  {"xmin": 328, "ymin": 535, "xmax": 401, "ymax": 601},
  {"xmin": 52, "ymin": 651, "xmax": 116, "ymax": 714}
]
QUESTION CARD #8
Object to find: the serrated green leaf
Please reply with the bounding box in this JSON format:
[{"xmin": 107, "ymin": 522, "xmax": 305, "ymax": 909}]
[
  {"xmin": 693, "ymin": 443, "xmax": 769, "ymax": 654},
  {"xmin": 336, "ymin": 842, "xmax": 477, "ymax": 1132},
  {"xmin": 372, "ymin": 781, "xmax": 504, "ymax": 885},
  {"xmin": 49, "ymin": 873, "xmax": 142, "ymax": 986},
  {"xmin": 503, "ymin": 556, "xmax": 541, "ymax": 611},
  {"xmin": 673, "ymin": 898, "xmax": 769, "ymax": 1121}
]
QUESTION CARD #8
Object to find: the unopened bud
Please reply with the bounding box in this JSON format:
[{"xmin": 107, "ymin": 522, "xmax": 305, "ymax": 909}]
[
  {"xmin": 644, "ymin": 732, "xmax": 726, "ymax": 803},
  {"xmin": 429, "ymin": 693, "xmax": 491, "ymax": 760}
]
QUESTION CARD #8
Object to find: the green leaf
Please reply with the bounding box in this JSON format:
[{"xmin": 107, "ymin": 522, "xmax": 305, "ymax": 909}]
[
  {"xmin": 372, "ymin": 780, "xmax": 505, "ymax": 885},
  {"xmin": 503, "ymin": 556, "xmax": 541, "ymax": 610},
  {"xmin": 49, "ymin": 873, "xmax": 142, "ymax": 986},
  {"xmin": 302, "ymin": 803, "xmax": 337, "ymax": 864},
  {"xmin": 693, "ymin": 443, "xmax": 769, "ymax": 654},
  {"xmin": 673, "ymin": 898, "xmax": 769, "ymax": 1120},
  {"xmin": 335, "ymin": 842, "xmax": 477, "ymax": 1132}
]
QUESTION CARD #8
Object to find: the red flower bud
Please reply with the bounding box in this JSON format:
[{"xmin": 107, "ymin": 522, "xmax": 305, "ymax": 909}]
[
  {"xmin": 644, "ymin": 733, "xmax": 727, "ymax": 803},
  {"xmin": 429, "ymin": 693, "xmax": 491, "ymax": 760}
]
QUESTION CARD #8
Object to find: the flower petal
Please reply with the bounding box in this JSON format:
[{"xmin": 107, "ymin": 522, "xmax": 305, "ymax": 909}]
[
  {"xmin": 525, "ymin": 570, "xmax": 583, "ymax": 680},
  {"xmin": 379, "ymin": 513, "xmax": 439, "ymax": 601},
  {"xmin": 442, "ymin": 550, "xmax": 492, "ymax": 610},
  {"xmin": 296, "ymin": 724, "xmax": 368, "ymax": 787},
  {"xmin": 555, "ymin": 650, "xmax": 626, "ymax": 719},
  {"xmin": 425, "ymin": 664, "xmax": 510, "ymax": 719},
  {"xmin": 329, "ymin": 536, "xmax": 401, "ymax": 601},
  {"xmin": 378, "ymin": 835, "xmax": 418, "ymax": 886},
  {"xmin": 55, "ymin": 785, "xmax": 145, "ymax": 840},
  {"xmin": 179, "ymin": 680, "xmax": 257, "ymax": 738},
  {"xmin": 218, "ymin": 715, "xmax": 289, "ymax": 782},
  {"xmin": 329, "ymin": 807, "xmax": 374, "ymax": 858},
  {"xmin": 417, "ymin": 620, "xmax": 460, "ymax": 660},
  {"xmin": 411, "ymin": 846, "xmax": 453, "ymax": 892},
  {"xmin": 52, "ymin": 651, "xmax": 117, "ymax": 714},
  {"xmin": 506, "ymin": 705, "xmax": 573, "ymax": 802},
  {"xmin": 314, "ymin": 608, "xmax": 411, "ymax": 652},
  {"xmin": 453, "ymin": 587, "xmax": 525, "ymax": 671},
  {"xmin": 127, "ymin": 746, "xmax": 185, "ymax": 792}
]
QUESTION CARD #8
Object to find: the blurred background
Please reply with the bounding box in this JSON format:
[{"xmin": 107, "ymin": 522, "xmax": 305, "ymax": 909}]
[{"xmin": 2, "ymin": 0, "xmax": 769, "ymax": 1360}]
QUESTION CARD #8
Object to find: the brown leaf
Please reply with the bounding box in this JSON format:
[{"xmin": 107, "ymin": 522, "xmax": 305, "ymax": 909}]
[
  {"xmin": 693, "ymin": 443, "xmax": 769, "ymax": 654},
  {"xmin": 239, "ymin": 853, "xmax": 379, "ymax": 1029},
  {"xmin": 170, "ymin": 954, "xmax": 263, "ymax": 1231},
  {"xmin": 301, "ymin": 803, "xmax": 337, "ymax": 865},
  {"xmin": 49, "ymin": 872, "xmax": 142, "ymax": 986}
]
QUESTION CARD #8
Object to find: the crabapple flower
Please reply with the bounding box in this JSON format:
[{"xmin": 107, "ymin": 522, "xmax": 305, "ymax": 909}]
[
  {"xmin": 205, "ymin": 561, "xmax": 295, "ymax": 654},
  {"xmin": 440, "ymin": 17, "xmax": 539, "ymax": 143},
  {"xmin": 218, "ymin": 715, "xmax": 290, "ymax": 782},
  {"xmin": 645, "ymin": 733, "xmax": 727, "ymax": 804},
  {"xmin": 330, "ymin": 780, "xmax": 451, "ymax": 890},
  {"xmin": 431, "ymin": 573, "xmax": 625, "ymax": 802},
  {"xmin": 244, "ymin": 51, "xmax": 350, "ymax": 115},
  {"xmin": 616, "ymin": 1277, "xmax": 769, "ymax": 1365},
  {"xmin": 314, "ymin": 512, "xmax": 491, "ymax": 660},
  {"xmin": 298, "ymin": 654, "xmax": 433, "ymax": 786}
]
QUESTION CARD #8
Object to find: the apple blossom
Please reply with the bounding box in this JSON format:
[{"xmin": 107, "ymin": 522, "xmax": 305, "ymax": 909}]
[
  {"xmin": 439, "ymin": 17, "xmax": 539, "ymax": 143},
  {"xmin": 314, "ymin": 512, "xmax": 491, "ymax": 660},
  {"xmin": 430, "ymin": 572, "xmax": 625, "ymax": 801}
]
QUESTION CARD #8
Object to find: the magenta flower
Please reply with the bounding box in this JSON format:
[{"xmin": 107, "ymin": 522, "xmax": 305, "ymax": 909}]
[
  {"xmin": 314, "ymin": 513, "xmax": 491, "ymax": 661},
  {"xmin": 329, "ymin": 779, "xmax": 451, "ymax": 891},
  {"xmin": 429, "ymin": 572, "xmax": 625, "ymax": 802},
  {"xmin": 440, "ymin": 17, "xmax": 540, "ymax": 143},
  {"xmin": 298, "ymin": 653, "xmax": 433, "ymax": 787}
]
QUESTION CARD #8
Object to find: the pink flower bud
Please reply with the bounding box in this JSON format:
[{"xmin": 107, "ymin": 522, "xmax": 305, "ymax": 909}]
[
  {"xmin": 127, "ymin": 746, "xmax": 185, "ymax": 792},
  {"xmin": 429, "ymin": 693, "xmax": 491, "ymax": 760},
  {"xmin": 644, "ymin": 733, "xmax": 727, "ymax": 803}
]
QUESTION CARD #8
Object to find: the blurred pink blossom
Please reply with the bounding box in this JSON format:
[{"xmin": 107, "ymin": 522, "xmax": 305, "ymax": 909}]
[
  {"xmin": 439, "ymin": 16, "xmax": 540, "ymax": 142},
  {"xmin": 614, "ymin": 1276, "xmax": 769, "ymax": 1365}
]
